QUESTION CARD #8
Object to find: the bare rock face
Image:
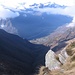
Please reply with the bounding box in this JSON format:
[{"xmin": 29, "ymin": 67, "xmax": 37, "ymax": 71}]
[
  {"xmin": 45, "ymin": 49, "xmax": 69, "ymax": 71},
  {"xmin": 45, "ymin": 50, "xmax": 61, "ymax": 70},
  {"xmin": 58, "ymin": 50, "xmax": 69, "ymax": 64}
]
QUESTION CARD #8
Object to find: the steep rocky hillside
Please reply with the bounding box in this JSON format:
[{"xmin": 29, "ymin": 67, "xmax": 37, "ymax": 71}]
[
  {"xmin": 0, "ymin": 29, "xmax": 49, "ymax": 75},
  {"xmin": 30, "ymin": 25, "xmax": 75, "ymax": 51},
  {"xmin": 37, "ymin": 39, "xmax": 75, "ymax": 75}
]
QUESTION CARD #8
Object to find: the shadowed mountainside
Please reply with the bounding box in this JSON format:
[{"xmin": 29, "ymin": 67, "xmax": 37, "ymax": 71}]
[{"xmin": 0, "ymin": 29, "xmax": 49, "ymax": 75}]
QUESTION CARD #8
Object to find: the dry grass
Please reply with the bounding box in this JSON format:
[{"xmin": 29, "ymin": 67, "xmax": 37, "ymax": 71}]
[
  {"xmin": 37, "ymin": 64, "xmax": 75, "ymax": 75},
  {"xmin": 37, "ymin": 66, "xmax": 52, "ymax": 75},
  {"xmin": 61, "ymin": 54, "xmax": 75, "ymax": 70},
  {"xmin": 66, "ymin": 42, "xmax": 75, "ymax": 56},
  {"xmin": 70, "ymin": 53, "xmax": 75, "ymax": 61},
  {"xmin": 37, "ymin": 42, "xmax": 75, "ymax": 75}
]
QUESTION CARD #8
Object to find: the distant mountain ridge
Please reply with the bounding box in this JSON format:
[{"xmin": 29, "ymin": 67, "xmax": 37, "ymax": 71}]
[{"xmin": 30, "ymin": 24, "xmax": 75, "ymax": 51}]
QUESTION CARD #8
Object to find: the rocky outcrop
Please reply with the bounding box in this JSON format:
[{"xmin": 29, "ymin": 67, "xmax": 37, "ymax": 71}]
[
  {"xmin": 45, "ymin": 50, "xmax": 61, "ymax": 70},
  {"xmin": 45, "ymin": 49, "xmax": 69, "ymax": 70},
  {"xmin": 58, "ymin": 49, "xmax": 69, "ymax": 64}
]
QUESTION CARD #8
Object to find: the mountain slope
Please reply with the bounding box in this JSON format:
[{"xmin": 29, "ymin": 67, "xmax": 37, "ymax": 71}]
[
  {"xmin": 30, "ymin": 25, "xmax": 75, "ymax": 51},
  {"xmin": 0, "ymin": 29, "xmax": 49, "ymax": 75},
  {"xmin": 37, "ymin": 39, "xmax": 75, "ymax": 75}
]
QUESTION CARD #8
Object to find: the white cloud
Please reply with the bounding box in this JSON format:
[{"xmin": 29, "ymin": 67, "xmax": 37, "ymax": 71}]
[
  {"xmin": 0, "ymin": 6, "xmax": 20, "ymax": 19},
  {"xmin": 66, "ymin": 23, "xmax": 75, "ymax": 27},
  {"xmin": 0, "ymin": 0, "xmax": 75, "ymax": 6},
  {"xmin": 48, "ymin": 0, "xmax": 75, "ymax": 6},
  {"xmin": 34, "ymin": 6, "xmax": 75, "ymax": 17},
  {"xmin": 0, "ymin": 0, "xmax": 75, "ymax": 9},
  {"xmin": 66, "ymin": 17, "xmax": 75, "ymax": 28}
]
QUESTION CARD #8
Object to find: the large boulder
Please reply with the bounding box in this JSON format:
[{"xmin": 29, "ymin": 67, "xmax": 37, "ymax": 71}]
[{"xmin": 45, "ymin": 50, "xmax": 61, "ymax": 70}]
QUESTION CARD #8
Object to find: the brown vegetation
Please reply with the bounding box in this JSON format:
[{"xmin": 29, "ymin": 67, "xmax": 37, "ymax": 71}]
[
  {"xmin": 37, "ymin": 66, "xmax": 52, "ymax": 75},
  {"xmin": 37, "ymin": 41, "xmax": 75, "ymax": 75},
  {"xmin": 66, "ymin": 42, "xmax": 75, "ymax": 56}
]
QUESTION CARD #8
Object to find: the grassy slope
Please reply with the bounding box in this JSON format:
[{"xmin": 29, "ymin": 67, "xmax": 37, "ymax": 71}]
[{"xmin": 37, "ymin": 40, "xmax": 75, "ymax": 75}]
